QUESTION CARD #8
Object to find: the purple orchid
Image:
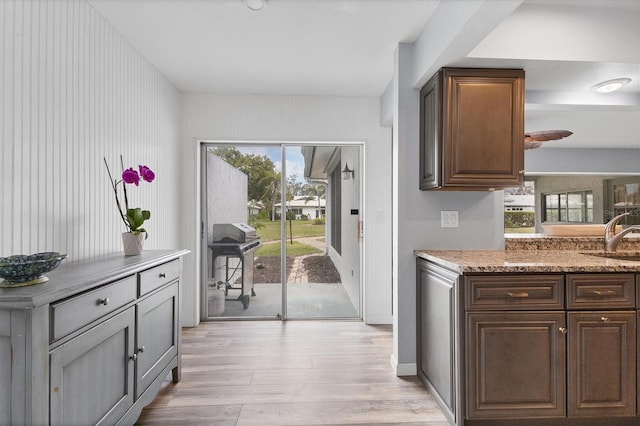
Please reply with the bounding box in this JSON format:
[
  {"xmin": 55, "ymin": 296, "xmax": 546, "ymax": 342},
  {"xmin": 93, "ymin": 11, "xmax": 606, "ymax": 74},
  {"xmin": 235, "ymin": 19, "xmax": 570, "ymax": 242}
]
[{"xmin": 104, "ymin": 156, "xmax": 155, "ymax": 235}]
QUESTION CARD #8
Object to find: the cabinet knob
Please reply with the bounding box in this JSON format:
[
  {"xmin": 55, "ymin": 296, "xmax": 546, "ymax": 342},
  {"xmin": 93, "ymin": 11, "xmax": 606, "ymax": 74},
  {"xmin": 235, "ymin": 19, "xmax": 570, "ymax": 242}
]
[
  {"xmin": 129, "ymin": 353, "xmax": 137, "ymax": 361},
  {"xmin": 98, "ymin": 297, "xmax": 110, "ymax": 306},
  {"xmin": 138, "ymin": 346, "xmax": 145, "ymax": 353},
  {"xmin": 558, "ymin": 327, "xmax": 568, "ymax": 334},
  {"xmin": 159, "ymin": 273, "xmax": 166, "ymax": 278},
  {"xmin": 518, "ymin": 170, "xmax": 525, "ymax": 175},
  {"xmin": 601, "ymin": 316, "xmax": 610, "ymax": 322}
]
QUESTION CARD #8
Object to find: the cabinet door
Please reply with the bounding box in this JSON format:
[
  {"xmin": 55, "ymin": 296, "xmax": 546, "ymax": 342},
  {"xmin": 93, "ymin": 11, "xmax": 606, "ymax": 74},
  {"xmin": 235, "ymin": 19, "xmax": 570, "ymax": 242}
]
[
  {"xmin": 568, "ymin": 311, "xmax": 636, "ymax": 417},
  {"xmin": 417, "ymin": 259, "xmax": 457, "ymax": 419},
  {"xmin": 419, "ymin": 71, "xmax": 442, "ymax": 190},
  {"xmin": 136, "ymin": 282, "xmax": 179, "ymax": 398},
  {"xmin": 442, "ymin": 68, "xmax": 524, "ymax": 189},
  {"xmin": 50, "ymin": 308, "xmax": 135, "ymax": 426},
  {"xmin": 466, "ymin": 312, "xmax": 566, "ymax": 419}
]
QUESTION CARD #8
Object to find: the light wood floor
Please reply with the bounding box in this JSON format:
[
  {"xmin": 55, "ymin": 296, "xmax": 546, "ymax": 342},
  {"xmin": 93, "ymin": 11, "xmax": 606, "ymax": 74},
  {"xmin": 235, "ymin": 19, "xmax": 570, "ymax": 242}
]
[{"xmin": 136, "ymin": 320, "xmax": 449, "ymax": 426}]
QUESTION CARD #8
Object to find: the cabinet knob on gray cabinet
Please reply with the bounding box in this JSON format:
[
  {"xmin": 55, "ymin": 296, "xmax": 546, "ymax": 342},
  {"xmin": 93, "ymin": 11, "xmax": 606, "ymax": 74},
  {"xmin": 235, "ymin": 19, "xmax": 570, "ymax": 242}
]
[
  {"xmin": 601, "ymin": 316, "xmax": 610, "ymax": 322},
  {"xmin": 98, "ymin": 297, "xmax": 110, "ymax": 306},
  {"xmin": 138, "ymin": 346, "xmax": 145, "ymax": 353},
  {"xmin": 129, "ymin": 353, "xmax": 137, "ymax": 361},
  {"xmin": 159, "ymin": 272, "xmax": 166, "ymax": 278},
  {"xmin": 559, "ymin": 327, "xmax": 568, "ymax": 334}
]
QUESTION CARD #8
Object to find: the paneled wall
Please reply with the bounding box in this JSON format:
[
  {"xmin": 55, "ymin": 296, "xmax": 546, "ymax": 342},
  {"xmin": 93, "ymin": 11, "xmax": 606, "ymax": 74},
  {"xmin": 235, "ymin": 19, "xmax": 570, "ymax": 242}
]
[{"xmin": 1, "ymin": 0, "xmax": 181, "ymax": 261}]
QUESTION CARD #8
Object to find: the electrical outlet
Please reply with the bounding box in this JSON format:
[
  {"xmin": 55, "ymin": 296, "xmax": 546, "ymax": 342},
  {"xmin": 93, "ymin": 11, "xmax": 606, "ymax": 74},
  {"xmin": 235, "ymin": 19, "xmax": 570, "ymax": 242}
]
[{"xmin": 441, "ymin": 210, "xmax": 459, "ymax": 228}]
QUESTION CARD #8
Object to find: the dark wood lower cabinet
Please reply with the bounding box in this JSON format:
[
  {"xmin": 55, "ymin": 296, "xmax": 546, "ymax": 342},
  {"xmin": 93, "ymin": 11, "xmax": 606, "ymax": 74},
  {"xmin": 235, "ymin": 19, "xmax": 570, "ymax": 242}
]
[
  {"xmin": 568, "ymin": 312, "xmax": 636, "ymax": 417},
  {"xmin": 466, "ymin": 312, "xmax": 566, "ymax": 419},
  {"xmin": 416, "ymin": 259, "xmax": 640, "ymax": 426}
]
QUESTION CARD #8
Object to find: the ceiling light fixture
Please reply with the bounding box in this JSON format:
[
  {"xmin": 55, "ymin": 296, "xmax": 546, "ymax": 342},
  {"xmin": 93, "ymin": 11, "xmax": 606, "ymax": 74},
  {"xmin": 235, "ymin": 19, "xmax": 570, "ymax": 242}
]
[
  {"xmin": 242, "ymin": 0, "xmax": 267, "ymax": 11},
  {"xmin": 591, "ymin": 78, "xmax": 631, "ymax": 93}
]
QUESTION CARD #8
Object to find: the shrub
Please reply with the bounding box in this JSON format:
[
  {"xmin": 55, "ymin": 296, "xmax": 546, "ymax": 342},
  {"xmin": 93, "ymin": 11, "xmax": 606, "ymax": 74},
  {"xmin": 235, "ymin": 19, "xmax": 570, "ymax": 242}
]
[
  {"xmin": 505, "ymin": 211, "xmax": 535, "ymax": 228},
  {"xmin": 313, "ymin": 218, "xmax": 325, "ymax": 225}
]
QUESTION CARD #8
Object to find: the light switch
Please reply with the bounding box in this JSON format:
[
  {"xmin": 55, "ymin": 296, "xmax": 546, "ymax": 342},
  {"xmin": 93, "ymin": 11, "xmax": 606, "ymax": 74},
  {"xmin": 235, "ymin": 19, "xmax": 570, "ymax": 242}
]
[{"xmin": 441, "ymin": 210, "xmax": 459, "ymax": 228}]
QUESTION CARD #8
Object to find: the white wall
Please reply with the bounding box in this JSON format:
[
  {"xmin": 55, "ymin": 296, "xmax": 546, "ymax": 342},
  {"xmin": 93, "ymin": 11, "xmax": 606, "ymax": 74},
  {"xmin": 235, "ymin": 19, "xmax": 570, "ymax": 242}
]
[
  {"xmin": 1, "ymin": 0, "xmax": 182, "ymax": 261},
  {"xmin": 526, "ymin": 148, "xmax": 640, "ymax": 174},
  {"xmin": 206, "ymin": 153, "xmax": 249, "ymax": 242},
  {"xmin": 326, "ymin": 146, "xmax": 360, "ymax": 312},
  {"xmin": 180, "ymin": 94, "xmax": 392, "ymax": 327},
  {"xmin": 392, "ymin": 43, "xmax": 505, "ymax": 375}
]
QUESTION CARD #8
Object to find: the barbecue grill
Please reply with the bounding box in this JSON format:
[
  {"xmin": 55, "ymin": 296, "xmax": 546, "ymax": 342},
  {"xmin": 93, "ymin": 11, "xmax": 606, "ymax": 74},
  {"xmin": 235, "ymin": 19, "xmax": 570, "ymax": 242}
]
[{"xmin": 207, "ymin": 223, "xmax": 262, "ymax": 311}]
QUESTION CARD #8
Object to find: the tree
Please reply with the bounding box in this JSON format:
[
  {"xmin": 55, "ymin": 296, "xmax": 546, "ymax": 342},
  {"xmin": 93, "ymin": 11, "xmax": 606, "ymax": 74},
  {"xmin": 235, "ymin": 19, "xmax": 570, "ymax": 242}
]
[{"xmin": 210, "ymin": 147, "xmax": 278, "ymax": 205}]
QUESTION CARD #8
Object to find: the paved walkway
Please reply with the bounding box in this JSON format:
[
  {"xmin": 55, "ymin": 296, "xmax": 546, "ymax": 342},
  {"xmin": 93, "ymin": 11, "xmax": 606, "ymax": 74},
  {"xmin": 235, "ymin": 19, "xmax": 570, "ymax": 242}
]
[{"xmin": 261, "ymin": 236, "xmax": 327, "ymax": 284}]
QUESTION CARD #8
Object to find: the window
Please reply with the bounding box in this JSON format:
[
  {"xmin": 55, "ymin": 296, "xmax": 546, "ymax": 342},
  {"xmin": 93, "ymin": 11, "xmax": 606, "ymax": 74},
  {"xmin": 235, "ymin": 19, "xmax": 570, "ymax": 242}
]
[
  {"xmin": 542, "ymin": 191, "xmax": 593, "ymax": 223},
  {"xmin": 608, "ymin": 179, "xmax": 640, "ymax": 225}
]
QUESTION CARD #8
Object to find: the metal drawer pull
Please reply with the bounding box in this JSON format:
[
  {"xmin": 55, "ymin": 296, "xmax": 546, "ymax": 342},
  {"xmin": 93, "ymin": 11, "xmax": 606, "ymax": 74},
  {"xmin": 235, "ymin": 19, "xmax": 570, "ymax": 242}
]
[
  {"xmin": 138, "ymin": 346, "xmax": 145, "ymax": 353},
  {"xmin": 98, "ymin": 297, "xmax": 110, "ymax": 306},
  {"xmin": 559, "ymin": 327, "xmax": 567, "ymax": 334},
  {"xmin": 159, "ymin": 273, "xmax": 166, "ymax": 278},
  {"xmin": 592, "ymin": 290, "xmax": 615, "ymax": 296},
  {"xmin": 601, "ymin": 316, "xmax": 610, "ymax": 322},
  {"xmin": 130, "ymin": 353, "xmax": 137, "ymax": 361},
  {"xmin": 507, "ymin": 291, "xmax": 529, "ymax": 298}
]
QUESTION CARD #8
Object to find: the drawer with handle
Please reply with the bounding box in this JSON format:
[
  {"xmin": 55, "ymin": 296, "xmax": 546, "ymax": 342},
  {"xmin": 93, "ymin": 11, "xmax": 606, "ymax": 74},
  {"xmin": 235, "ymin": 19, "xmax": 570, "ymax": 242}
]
[
  {"xmin": 465, "ymin": 274, "xmax": 564, "ymax": 310},
  {"xmin": 567, "ymin": 274, "xmax": 635, "ymax": 309},
  {"xmin": 138, "ymin": 259, "xmax": 180, "ymax": 296},
  {"xmin": 50, "ymin": 275, "xmax": 137, "ymax": 342}
]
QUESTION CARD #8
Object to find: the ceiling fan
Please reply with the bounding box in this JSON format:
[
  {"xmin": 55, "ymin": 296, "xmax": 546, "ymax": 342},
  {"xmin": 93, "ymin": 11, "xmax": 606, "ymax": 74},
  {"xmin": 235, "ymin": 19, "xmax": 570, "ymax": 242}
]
[{"xmin": 524, "ymin": 130, "xmax": 573, "ymax": 150}]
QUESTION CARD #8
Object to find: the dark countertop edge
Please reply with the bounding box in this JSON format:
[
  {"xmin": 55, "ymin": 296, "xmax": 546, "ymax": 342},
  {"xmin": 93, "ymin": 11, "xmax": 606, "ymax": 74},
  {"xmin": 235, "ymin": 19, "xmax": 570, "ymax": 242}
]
[
  {"xmin": 414, "ymin": 250, "xmax": 640, "ymax": 274},
  {"xmin": 0, "ymin": 249, "xmax": 190, "ymax": 309}
]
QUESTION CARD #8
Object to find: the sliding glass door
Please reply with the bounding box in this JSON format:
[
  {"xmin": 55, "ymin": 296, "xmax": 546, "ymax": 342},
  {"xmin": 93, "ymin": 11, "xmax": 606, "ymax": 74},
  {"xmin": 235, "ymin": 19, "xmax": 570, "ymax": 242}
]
[{"xmin": 200, "ymin": 142, "xmax": 360, "ymax": 320}]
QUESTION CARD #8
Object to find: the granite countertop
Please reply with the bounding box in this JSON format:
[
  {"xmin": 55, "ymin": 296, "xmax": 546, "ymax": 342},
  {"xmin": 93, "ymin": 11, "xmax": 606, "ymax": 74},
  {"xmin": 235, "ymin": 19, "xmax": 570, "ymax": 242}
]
[{"xmin": 414, "ymin": 249, "xmax": 640, "ymax": 274}]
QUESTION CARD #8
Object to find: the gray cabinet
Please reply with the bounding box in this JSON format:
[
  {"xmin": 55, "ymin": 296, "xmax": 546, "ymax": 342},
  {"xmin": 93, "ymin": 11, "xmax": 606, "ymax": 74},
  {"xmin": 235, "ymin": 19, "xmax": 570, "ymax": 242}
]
[
  {"xmin": 0, "ymin": 250, "xmax": 188, "ymax": 426},
  {"xmin": 136, "ymin": 282, "xmax": 179, "ymax": 398},
  {"xmin": 50, "ymin": 308, "xmax": 136, "ymax": 426}
]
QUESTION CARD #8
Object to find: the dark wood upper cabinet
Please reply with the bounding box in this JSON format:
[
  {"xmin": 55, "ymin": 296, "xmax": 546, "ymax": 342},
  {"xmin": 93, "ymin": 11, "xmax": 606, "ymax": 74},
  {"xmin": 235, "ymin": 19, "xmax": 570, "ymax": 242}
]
[{"xmin": 419, "ymin": 68, "xmax": 525, "ymax": 191}]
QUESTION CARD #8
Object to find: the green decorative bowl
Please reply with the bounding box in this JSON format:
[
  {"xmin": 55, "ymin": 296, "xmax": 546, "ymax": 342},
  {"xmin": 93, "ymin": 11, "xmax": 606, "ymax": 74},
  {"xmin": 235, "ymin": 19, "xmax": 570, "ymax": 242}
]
[{"xmin": 0, "ymin": 252, "xmax": 67, "ymax": 287}]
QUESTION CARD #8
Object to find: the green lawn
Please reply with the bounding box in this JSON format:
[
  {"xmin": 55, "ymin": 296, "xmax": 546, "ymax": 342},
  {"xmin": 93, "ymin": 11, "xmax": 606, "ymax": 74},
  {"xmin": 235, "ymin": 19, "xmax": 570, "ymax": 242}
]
[
  {"xmin": 256, "ymin": 241, "xmax": 322, "ymax": 257},
  {"xmin": 254, "ymin": 220, "xmax": 325, "ymax": 242}
]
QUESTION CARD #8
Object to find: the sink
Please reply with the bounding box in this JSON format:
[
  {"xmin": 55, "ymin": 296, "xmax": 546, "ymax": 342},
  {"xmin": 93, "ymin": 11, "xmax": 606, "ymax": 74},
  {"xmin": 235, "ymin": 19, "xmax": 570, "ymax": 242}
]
[{"xmin": 582, "ymin": 252, "xmax": 640, "ymax": 262}]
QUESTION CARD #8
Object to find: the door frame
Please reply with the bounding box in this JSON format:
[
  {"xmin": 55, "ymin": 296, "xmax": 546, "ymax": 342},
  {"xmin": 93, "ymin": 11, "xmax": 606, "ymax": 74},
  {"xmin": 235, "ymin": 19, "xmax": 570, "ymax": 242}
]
[{"xmin": 198, "ymin": 140, "xmax": 365, "ymax": 321}]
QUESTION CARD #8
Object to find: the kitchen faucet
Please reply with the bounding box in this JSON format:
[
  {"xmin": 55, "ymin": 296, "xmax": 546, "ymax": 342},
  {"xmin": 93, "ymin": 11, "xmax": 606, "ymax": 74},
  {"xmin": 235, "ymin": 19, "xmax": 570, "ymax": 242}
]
[{"xmin": 604, "ymin": 212, "xmax": 640, "ymax": 252}]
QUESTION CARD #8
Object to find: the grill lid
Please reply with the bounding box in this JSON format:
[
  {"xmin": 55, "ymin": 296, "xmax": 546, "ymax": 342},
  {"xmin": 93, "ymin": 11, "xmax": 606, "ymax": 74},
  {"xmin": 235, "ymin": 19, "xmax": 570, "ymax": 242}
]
[{"xmin": 212, "ymin": 223, "xmax": 258, "ymax": 243}]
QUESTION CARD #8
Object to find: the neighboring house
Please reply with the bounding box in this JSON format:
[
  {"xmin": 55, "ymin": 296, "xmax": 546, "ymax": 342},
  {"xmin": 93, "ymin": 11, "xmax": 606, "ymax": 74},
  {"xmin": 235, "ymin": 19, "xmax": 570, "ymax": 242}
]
[
  {"xmin": 504, "ymin": 194, "xmax": 535, "ymax": 212},
  {"xmin": 247, "ymin": 200, "xmax": 264, "ymax": 216},
  {"xmin": 274, "ymin": 196, "xmax": 325, "ymax": 219}
]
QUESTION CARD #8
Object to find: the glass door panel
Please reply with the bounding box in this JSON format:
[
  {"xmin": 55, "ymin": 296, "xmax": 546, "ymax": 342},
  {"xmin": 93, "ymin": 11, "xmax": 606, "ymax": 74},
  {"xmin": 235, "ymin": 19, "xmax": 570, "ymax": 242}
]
[
  {"xmin": 202, "ymin": 144, "xmax": 283, "ymax": 319},
  {"xmin": 283, "ymin": 145, "xmax": 359, "ymax": 319}
]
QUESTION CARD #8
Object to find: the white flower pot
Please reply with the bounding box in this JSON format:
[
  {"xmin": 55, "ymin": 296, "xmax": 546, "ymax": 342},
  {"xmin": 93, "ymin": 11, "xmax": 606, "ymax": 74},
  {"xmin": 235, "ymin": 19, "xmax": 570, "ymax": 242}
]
[{"xmin": 122, "ymin": 232, "xmax": 146, "ymax": 256}]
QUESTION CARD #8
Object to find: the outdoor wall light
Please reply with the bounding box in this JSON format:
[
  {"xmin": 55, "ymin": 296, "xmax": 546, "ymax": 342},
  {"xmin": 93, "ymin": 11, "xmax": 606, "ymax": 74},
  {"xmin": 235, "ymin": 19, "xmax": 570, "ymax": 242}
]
[{"xmin": 342, "ymin": 163, "xmax": 354, "ymax": 180}]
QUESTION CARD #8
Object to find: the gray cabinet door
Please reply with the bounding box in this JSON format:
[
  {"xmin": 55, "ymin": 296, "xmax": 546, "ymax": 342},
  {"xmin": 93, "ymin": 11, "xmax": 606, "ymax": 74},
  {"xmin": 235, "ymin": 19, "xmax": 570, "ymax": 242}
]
[
  {"xmin": 50, "ymin": 307, "xmax": 135, "ymax": 426},
  {"xmin": 135, "ymin": 282, "xmax": 179, "ymax": 398}
]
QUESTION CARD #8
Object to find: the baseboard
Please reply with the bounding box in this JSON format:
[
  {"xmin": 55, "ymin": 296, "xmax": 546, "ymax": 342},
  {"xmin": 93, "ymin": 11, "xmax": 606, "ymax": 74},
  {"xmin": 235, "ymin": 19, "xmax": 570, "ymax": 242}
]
[
  {"xmin": 181, "ymin": 315, "xmax": 199, "ymax": 328},
  {"xmin": 364, "ymin": 315, "xmax": 392, "ymax": 324},
  {"xmin": 390, "ymin": 353, "xmax": 417, "ymax": 376}
]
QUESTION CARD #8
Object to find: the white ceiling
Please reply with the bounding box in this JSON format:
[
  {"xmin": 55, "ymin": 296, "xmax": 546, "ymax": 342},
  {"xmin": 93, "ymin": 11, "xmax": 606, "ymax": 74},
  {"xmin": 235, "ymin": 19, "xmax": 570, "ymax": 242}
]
[
  {"xmin": 88, "ymin": 0, "xmax": 438, "ymax": 96},
  {"xmin": 89, "ymin": 0, "xmax": 640, "ymax": 150}
]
